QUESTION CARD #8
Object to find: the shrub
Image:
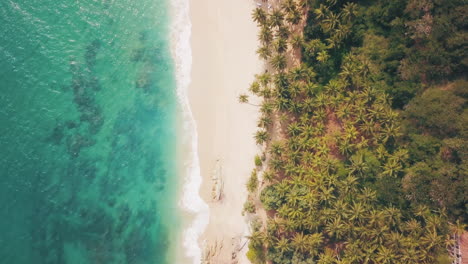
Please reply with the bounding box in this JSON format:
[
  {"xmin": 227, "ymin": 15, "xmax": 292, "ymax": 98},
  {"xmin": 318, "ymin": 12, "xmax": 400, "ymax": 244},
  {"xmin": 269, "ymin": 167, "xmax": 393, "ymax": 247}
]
[
  {"xmin": 262, "ymin": 170, "xmax": 274, "ymax": 183},
  {"xmin": 243, "ymin": 200, "xmax": 256, "ymax": 214},
  {"xmin": 260, "ymin": 185, "xmax": 282, "ymax": 211},
  {"xmin": 254, "ymin": 155, "xmax": 262, "ymax": 167},
  {"xmin": 246, "ymin": 242, "xmax": 265, "ymax": 264},
  {"xmin": 246, "ymin": 170, "xmax": 258, "ymax": 193}
]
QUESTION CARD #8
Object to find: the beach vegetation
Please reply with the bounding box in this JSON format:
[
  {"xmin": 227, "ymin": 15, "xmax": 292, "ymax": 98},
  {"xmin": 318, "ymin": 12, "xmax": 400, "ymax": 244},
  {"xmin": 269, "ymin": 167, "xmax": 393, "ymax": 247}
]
[
  {"xmin": 241, "ymin": 0, "xmax": 467, "ymax": 263},
  {"xmin": 255, "ymin": 155, "xmax": 263, "ymax": 167},
  {"xmin": 243, "ymin": 199, "xmax": 256, "ymax": 215},
  {"xmin": 247, "ymin": 169, "xmax": 259, "ymax": 193},
  {"xmin": 238, "ymin": 93, "xmax": 249, "ymax": 104}
]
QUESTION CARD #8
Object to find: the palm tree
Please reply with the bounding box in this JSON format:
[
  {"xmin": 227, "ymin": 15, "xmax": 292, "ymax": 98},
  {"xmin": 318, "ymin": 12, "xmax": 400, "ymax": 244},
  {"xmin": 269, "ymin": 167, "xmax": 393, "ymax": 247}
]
[
  {"xmin": 260, "ymin": 101, "xmax": 274, "ymax": 114},
  {"xmin": 286, "ymin": 188, "xmax": 303, "ymax": 207},
  {"xmin": 270, "ymin": 157, "xmax": 284, "ymax": 172},
  {"xmin": 337, "ymin": 104, "xmax": 351, "ymax": 119},
  {"xmin": 367, "ymin": 209, "xmax": 385, "ymax": 228},
  {"xmin": 349, "ymin": 153, "xmax": 368, "ymax": 176},
  {"xmin": 414, "ymin": 205, "xmax": 430, "ymax": 218},
  {"xmin": 338, "ymin": 138, "xmax": 354, "ymax": 156},
  {"xmin": 401, "ymin": 247, "xmax": 425, "ymax": 263},
  {"xmin": 375, "ymin": 144, "xmax": 387, "ymax": 160},
  {"xmin": 375, "ymin": 246, "xmax": 396, "ymax": 264},
  {"xmin": 340, "ymin": 175, "xmax": 358, "ymax": 195},
  {"xmin": 340, "ymin": 2, "xmax": 357, "ymax": 22},
  {"xmin": 275, "ymin": 237, "xmax": 291, "ymax": 254},
  {"xmin": 270, "ymin": 141, "xmax": 284, "ymax": 156},
  {"xmin": 325, "ymin": 79, "xmax": 342, "ymax": 94},
  {"xmin": 270, "ymin": 54, "xmax": 287, "ymax": 71},
  {"xmin": 319, "ymin": 185, "xmax": 335, "ymax": 203},
  {"xmin": 289, "ymin": 67, "xmax": 307, "ymax": 82},
  {"xmin": 403, "ymin": 219, "xmax": 422, "ymax": 234},
  {"xmin": 288, "ymin": 122, "xmax": 301, "ymax": 137},
  {"xmin": 256, "ymin": 46, "xmax": 271, "ymax": 60},
  {"xmin": 322, "ymin": 12, "xmax": 340, "ymax": 32},
  {"xmin": 344, "ymin": 124, "xmax": 358, "ymax": 141},
  {"xmin": 287, "ymin": 9, "xmax": 302, "ymax": 25},
  {"xmin": 334, "ymin": 23, "xmax": 351, "ymax": 42},
  {"xmin": 275, "ymin": 72, "xmax": 290, "ymax": 91},
  {"xmin": 248, "ymin": 230, "xmax": 266, "ymax": 248},
  {"xmin": 391, "ymin": 148, "xmax": 408, "ymax": 164},
  {"xmin": 274, "ymin": 38, "xmax": 288, "ymax": 53},
  {"xmin": 303, "ymin": 81, "xmax": 319, "ymax": 98},
  {"xmin": 317, "ymin": 50, "xmax": 330, "ymax": 62},
  {"xmin": 263, "ymin": 170, "xmax": 274, "ymax": 183},
  {"xmin": 383, "ymin": 206, "xmax": 402, "ymax": 227},
  {"xmin": 314, "ymin": 4, "xmax": 328, "ymax": 20},
  {"xmin": 290, "ymin": 34, "xmax": 304, "ymax": 51},
  {"xmin": 255, "ymin": 130, "xmax": 268, "ymax": 145},
  {"xmin": 258, "ymin": 115, "xmax": 272, "ymax": 128},
  {"xmin": 269, "ymin": 9, "xmax": 284, "ymax": 28},
  {"xmin": 277, "ymin": 25, "xmax": 290, "ymax": 39},
  {"xmin": 348, "ymin": 201, "xmax": 366, "ymax": 223},
  {"xmin": 450, "ymin": 220, "xmax": 467, "ymax": 236},
  {"xmin": 315, "ymin": 93, "xmax": 327, "ymax": 108},
  {"xmin": 259, "ymin": 25, "xmax": 273, "ymax": 45},
  {"xmin": 381, "ymin": 159, "xmax": 401, "ymax": 177},
  {"xmin": 380, "ymin": 123, "xmax": 401, "ymax": 143},
  {"xmin": 386, "ymin": 231, "xmax": 404, "ymax": 249},
  {"xmin": 369, "ymin": 224, "xmax": 390, "ymax": 245},
  {"xmin": 257, "ymin": 72, "xmax": 271, "ymax": 88},
  {"xmin": 239, "ymin": 93, "xmax": 259, "ymax": 106},
  {"xmin": 325, "ymin": 216, "xmax": 346, "ymax": 239},
  {"xmin": 355, "ymin": 137, "xmax": 369, "ymax": 150},
  {"xmin": 360, "ymin": 119, "xmax": 374, "ymax": 135},
  {"xmin": 307, "ymin": 233, "xmax": 324, "ymax": 254},
  {"xmin": 325, "ymin": 36, "xmax": 338, "ymax": 49},
  {"xmin": 318, "ymin": 249, "xmax": 337, "ymax": 264},
  {"xmin": 301, "ymin": 124, "xmax": 314, "ymax": 138},
  {"xmin": 292, "ymin": 232, "xmax": 308, "ymax": 253},
  {"xmin": 297, "ymin": 0, "xmax": 308, "ymax": 10},
  {"xmin": 238, "ymin": 93, "xmax": 249, "ymax": 103},
  {"xmin": 252, "ymin": 7, "xmax": 267, "ymax": 25},
  {"xmin": 276, "ymin": 181, "xmax": 290, "ymax": 199},
  {"xmin": 316, "ymin": 142, "xmax": 329, "ymax": 156},
  {"xmin": 359, "ymin": 187, "xmax": 377, "ymax": 204},
  {"xmin": 249, "ymin": 80, "xmax": 261, "ymax": 95},
  {"xmin": 302, "ymin": 98, "xmax": 315, "ymax": 113},
  {"xmin": 290, "ymin": 101, "xmax": 302, "ymax": 115}
]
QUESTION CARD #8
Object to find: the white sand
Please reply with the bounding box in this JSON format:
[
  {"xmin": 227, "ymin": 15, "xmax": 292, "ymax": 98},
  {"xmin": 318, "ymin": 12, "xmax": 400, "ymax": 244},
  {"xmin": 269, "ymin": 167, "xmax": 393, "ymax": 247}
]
[{"xmin": 188, "ymin": 0, "xmax": 262, "ymax": 262}]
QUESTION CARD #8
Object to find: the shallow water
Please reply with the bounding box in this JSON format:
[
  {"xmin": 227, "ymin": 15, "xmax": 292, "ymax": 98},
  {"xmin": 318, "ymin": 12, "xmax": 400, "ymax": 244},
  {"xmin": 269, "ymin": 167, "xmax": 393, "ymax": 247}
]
[{"xmin": 0, "ymin": 0, "xmax": 179, "ymax": 263}]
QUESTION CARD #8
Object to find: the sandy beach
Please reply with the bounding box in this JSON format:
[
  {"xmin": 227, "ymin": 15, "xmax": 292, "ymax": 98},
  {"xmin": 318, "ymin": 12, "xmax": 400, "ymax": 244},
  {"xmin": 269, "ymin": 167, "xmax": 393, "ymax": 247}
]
[{"xmin": 188, "ymin": 0, "xmax": 262, "ymax": 262}]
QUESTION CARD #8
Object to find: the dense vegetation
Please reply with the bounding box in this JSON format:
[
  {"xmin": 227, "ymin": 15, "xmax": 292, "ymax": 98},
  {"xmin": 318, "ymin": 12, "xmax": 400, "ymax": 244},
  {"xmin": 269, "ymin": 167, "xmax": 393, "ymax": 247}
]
[{"xmin": 241, "ymin": 0, "xmax": 466, "ymax": 263}]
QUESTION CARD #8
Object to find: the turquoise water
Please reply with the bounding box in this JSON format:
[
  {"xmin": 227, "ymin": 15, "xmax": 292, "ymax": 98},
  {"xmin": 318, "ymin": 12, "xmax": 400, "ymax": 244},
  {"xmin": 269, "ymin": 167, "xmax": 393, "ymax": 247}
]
[{"xmin": 0, "ymin": 0, "xmax": 180, "ymax": 263}]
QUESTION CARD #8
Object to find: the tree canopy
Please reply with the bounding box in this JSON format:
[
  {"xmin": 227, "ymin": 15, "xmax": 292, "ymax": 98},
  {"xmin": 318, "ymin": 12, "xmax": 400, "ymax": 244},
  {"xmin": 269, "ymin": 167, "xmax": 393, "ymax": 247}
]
[{"xmin": 243, "ymin": 0, "xmax": 466, "ymax": 263}]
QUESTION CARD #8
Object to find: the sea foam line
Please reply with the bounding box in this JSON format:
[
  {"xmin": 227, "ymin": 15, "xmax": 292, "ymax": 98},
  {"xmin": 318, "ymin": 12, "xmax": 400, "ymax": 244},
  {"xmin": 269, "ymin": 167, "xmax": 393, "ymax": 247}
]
[{"xmin": 169, "ymin": 0, "xmax": 210, "ymax": 263}]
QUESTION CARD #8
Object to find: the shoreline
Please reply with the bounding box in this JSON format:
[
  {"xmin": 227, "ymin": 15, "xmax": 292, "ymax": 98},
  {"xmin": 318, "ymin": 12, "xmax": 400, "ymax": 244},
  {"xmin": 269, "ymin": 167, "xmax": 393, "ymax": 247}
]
[
  {"xmin": 169, "ymin": 0, "xmax": 209, "ymax": 262},
  {"xmin": 188, "ymin": 0, "xmax": 262, "ymax": 262}
]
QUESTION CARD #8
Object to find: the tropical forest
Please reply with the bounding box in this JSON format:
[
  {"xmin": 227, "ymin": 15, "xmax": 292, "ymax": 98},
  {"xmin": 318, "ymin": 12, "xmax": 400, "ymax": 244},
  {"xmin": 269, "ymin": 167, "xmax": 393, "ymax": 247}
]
[{"xmin": 241, "ymin": 0, "xmax": 467, "ymax": 263}]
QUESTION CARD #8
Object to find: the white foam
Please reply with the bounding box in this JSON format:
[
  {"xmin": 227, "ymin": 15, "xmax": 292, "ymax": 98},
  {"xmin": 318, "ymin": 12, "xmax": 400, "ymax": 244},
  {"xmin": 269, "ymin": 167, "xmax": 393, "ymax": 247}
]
[{"xmin": 168, "ymin": 0, "xmax": 210, "ymax": 263}]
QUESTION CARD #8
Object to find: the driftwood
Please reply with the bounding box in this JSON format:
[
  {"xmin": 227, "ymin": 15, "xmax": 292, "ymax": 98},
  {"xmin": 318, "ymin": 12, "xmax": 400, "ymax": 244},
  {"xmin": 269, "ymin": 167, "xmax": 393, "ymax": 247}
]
[
  {"xmin": 201, "ymin": 236, "xmax": 245, "ymax": 264},
  {"xmin": 201, "ymin": 239, "xmax": 224, "ymax": 264},
  {"xmin": 211, "ymin": 159, "xmax": 224, "ymax": 202}
]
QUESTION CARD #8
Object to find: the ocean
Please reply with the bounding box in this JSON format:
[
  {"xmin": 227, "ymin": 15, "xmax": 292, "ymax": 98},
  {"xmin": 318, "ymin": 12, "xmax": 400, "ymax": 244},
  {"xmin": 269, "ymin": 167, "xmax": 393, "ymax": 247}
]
[{"xmin": 0, "ymin": 0, "xmax": 189, "ymax": 263}]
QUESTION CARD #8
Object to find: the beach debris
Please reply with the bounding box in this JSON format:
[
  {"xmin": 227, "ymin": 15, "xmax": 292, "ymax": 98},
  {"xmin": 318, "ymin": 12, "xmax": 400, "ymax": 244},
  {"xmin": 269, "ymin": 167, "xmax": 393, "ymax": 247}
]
[
  {"xmin": 211, "ymin": 159, "xmax": 224, "ymax": 202},
  {"xmin": 230, "ymin": 236, "xmax": 243, "ymax": 262},
  {"xmin": 201, "ymin": 239, "xmax": 224, "ymax": 264}
]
